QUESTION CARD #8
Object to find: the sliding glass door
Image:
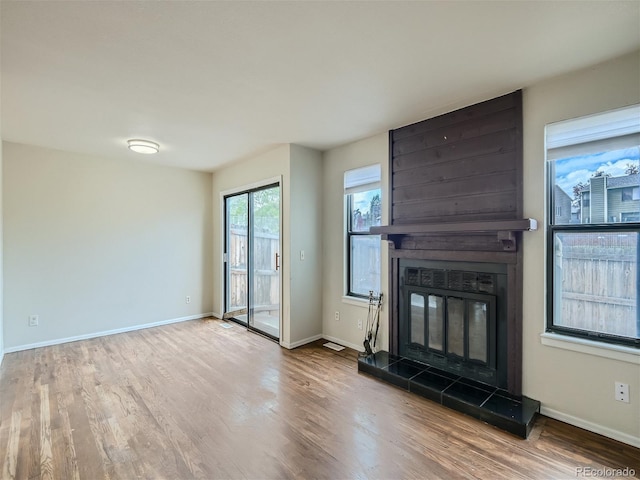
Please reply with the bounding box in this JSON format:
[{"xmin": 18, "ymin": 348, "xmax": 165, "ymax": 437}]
[
  {"xmin": 225, "ymin": 193, "xmax": 249, "ymax": 325},
  {"xmin": 224, "ymin": 184, "xmax": 280, "ymax": 340},
  {"xmin": 248, "ymin": 185, "xmax": 281, "ymax": 338}
]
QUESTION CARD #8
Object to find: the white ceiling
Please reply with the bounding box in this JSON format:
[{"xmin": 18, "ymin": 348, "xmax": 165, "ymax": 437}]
[{"xmin": 2, "ymin": 1, "xmax": 639, "ymax": 172}]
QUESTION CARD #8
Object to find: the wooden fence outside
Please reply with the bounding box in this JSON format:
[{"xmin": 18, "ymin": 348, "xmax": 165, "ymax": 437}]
[
  {"xmin": 228, "ymin": 228, "xmax": 279, "ymax": 311},
  {"xmin": 557, "ymin": 240, "xmax": 637, "ymax": 337}
]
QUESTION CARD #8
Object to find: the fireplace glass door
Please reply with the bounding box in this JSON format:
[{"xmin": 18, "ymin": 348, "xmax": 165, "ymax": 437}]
[{"xmin": 405, "ymin": 288, "xmax": 496, "ymax": 370}]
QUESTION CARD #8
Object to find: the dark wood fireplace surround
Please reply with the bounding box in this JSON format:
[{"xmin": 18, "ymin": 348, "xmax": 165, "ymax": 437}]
[{"xmin": 358, "ymin": 91, "xmax": 540, "ymax": 437}]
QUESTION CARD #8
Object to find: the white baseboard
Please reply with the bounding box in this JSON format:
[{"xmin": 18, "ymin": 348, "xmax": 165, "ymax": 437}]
[
  {"xmin": 281, "ymin": 334, "xmax": 323, "ymax": 349},
  {"xmin": 541, "ymin": 406, "xmax": 640, "ymax": 448},
  {"xmin": 211, "ymin": 311, "xmax": 223, "ymax": 319},
  {"xmin": 3, "ymin": 313, "xmax": 214, "ymax": 354},
  {"xmin": 0, "ymin": 349, "xmax": 4, "ymax": 367},
  {"xmin": 322, "ymin": 335, "xmax": 364, "ymax": 353}
]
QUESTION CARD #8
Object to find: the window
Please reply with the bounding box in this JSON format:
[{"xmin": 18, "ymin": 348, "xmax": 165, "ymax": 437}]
[
  {"xmin": 547, "ymin": 104, "xmax": 640, "ymax": 347},
  {"xmin": 622, "ymin": 213, "xmax": 640, "ymax": 222},
  {"xmin": 622, "ymin": 186, "xmax": 640, "ymax": 201},
  {"xmin": 345, "ymin": 165, "xmax": 382, "ymax": 297}
]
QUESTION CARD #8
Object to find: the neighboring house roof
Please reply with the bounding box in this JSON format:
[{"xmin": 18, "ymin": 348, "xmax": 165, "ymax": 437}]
[
  {"xmin": 578, "ymin": 173, "xmax": 640, "ymax": 192},
  {"xmin": 607, "ymin": 174, "xmax": 640, "ymax": 188}
]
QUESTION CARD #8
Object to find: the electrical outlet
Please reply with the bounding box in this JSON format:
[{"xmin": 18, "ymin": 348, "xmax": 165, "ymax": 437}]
[
  {"xmin": 357, "ymin": 318, "xmax": 363, "ymax": 330},
  {"xmin": 29, "ymin": 315, "xmax": 39, "ymax": 327},
  {"xmin": 615, "ymin": 382, "xmax": 629, "ymax": 403},
  {"xmin": 186, "ymin": 296, "xmax": 191, "ymax": 304},
  {"xmin": 334, "ymin": 311, "xmax": 340, "ymax": 322}
]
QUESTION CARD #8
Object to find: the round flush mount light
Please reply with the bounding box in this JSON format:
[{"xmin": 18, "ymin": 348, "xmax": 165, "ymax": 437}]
[{"xmin": 127, "ymin": 139, "xmax": 159, "ymax": 154}]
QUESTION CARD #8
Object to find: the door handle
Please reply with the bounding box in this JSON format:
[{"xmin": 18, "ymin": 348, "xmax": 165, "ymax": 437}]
[{"xmin": 275, "ymin": 253, "xmax": 280, "ymax": 271}]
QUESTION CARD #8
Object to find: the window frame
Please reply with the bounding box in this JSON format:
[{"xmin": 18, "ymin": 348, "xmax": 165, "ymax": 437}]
[
  {"xmin": 546, "ymin": 223, "xmax": 640, "ymax": 348},
  {"xmin": 546, "ymin": 105, "xmax": 640, "ymax": 349},
  {"xmin": 344, "ymin": 165, "xmax": 382, "ymax": 299},
  {"xmin": 622, "ymin": 186, "xmax": 640, "ymax": 202}
]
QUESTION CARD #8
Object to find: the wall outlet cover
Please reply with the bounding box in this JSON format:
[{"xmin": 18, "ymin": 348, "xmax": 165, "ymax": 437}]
[{"xmin": 615, "ymin": 382, "xmax": 630, "ymax": 403}]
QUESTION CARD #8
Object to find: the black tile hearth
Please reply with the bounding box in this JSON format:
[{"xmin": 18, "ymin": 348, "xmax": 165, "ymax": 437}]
[
  {"xmin": 443, "ymin": 380, "xmax": 493, "ymax": 407},
  {"xmin": 369, "ymin": 356, "xmax": 428, "ymax": 389},
  {"xmin": 357, "ymin": 351, "xmax": 402, "ymax": 382},
  {"xmin": 358, "ymin": 350, "xmax": 401, "ymax": 369},
  {"xmin": 482, "ymin": 391, "xmax": 542, "ymax": 438},
  {"xmin": 358, "ymin": 352, "xmax": 428, "ymax": 390},
  {"xmin": 358, "ymin": 351, "xmax": 540, "ymax": 439},
  {"xmin": 387, "ymin": 358, "xmax": 427, "ymax": 378},
  {"xmin": 410, "ymin": 370, "xmax": 456, "ymax": 403}
]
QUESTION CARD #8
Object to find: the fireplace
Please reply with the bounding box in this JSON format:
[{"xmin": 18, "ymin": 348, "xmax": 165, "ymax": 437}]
[
  {"xmin": 358, "ymin": 253, "xmax": 541, "ymax": 438},
  {"xmin": 357, "ymin": 91, "xmax": 541, "ymax": 437},
  {"xmin": 399, "ymin": 259, "xmax": 507, "ymax": 389}
]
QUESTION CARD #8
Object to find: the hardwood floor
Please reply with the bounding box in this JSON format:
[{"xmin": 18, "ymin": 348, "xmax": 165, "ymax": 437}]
[{"xmin": 1, "ymin": 318, "xmax": 638, "ymax": 479}]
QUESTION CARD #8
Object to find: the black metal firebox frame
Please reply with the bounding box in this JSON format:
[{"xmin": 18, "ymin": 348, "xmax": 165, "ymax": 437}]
[{"xmin": 398, "ymin": 259, "xmax": 508, "ymax": 389}]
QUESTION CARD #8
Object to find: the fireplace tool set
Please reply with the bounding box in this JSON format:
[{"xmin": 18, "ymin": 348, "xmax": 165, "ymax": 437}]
[{"xmin": 362, "ymin": 291, "xmax": 383, "ymax": 356}]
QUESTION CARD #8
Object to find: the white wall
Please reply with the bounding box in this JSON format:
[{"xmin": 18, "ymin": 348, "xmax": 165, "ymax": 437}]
[
  {"xmin": 0, "ymin": 5, "xmax": 4, "ymax": 363},
  {"xmin": 0, "ymin": 139, "xmax": 3, "ymax": 364},
  {"xmin": 289, "ymin": 145, "xmax": 323, "ymax": 345},
  {"xmin": 3, "ymin": 142, "xmax": 213, "ymax": 350},
  {"xmin": 322, "ymin": 132, "xmax": 389, "ymax": 351},
  {"xmin": 522, "ymin": 50, "xmax": 640, "ymax": 446}
]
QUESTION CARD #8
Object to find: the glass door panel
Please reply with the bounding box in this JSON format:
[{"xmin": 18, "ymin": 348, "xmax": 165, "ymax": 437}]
[
  {"xmin": 468, "ymin": 301, "xmax": 488, "ymax": 363},
  {"xmin": 410, "ymin": 293, "xmax": 425, "ymax": 346},
  {"xmin": 249, "ymin": 185, "xmax": 280, "ymax": 339},
  {"xmin": 225, "ymin": 193, "xmax": 248, "ymax": 324},
  {"xmin": 428, "ymin": 294, "xmax": 444, "ymax": 352},
  {"xmin": 447, "ymin": 297, "xmax": 465, "ymax": 357}
]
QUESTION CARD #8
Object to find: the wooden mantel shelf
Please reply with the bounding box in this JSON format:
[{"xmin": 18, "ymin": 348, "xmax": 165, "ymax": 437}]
[
  {"xmin": 370, "ymin": 219, "xmax": 537, "ymax": 236},
  {"xmin": 370, "ymin": 218, "xmax": 537, "ymax": 251}
]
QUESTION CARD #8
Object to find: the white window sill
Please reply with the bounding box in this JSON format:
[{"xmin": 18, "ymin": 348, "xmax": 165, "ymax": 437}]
[
  {"xmin": 540, "ymin": 332, "xmax": 640, "ymax": 365},
  {"xmin": 342, "ymin": 296, "xmax": 370, "ymax": 308}
]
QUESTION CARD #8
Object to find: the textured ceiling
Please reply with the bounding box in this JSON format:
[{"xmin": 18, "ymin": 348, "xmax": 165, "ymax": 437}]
[{"xmin": 2, "ymin": 1, "xmax": 639, "ymax": 171}]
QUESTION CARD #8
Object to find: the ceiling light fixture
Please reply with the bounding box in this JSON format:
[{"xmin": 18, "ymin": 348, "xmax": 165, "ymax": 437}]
[{"xmin": 127, "ymin": 139, "xmax": 159, "ymax": 154}]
